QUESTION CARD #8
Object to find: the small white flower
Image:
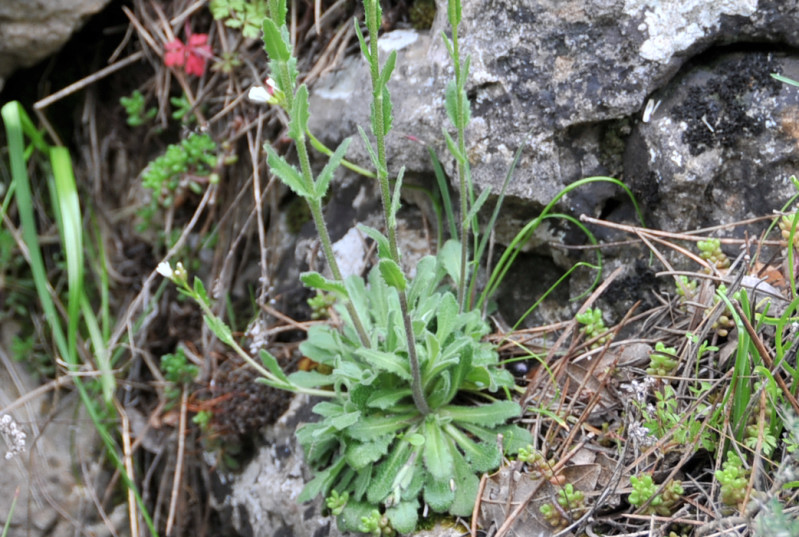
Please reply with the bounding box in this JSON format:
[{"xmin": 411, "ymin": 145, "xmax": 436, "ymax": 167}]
[
  {"xmin": 248, "ymin": 78, "xmax": 282, "ymax": 105},
  {"xmin": 156, "ymin": 261, "xmax": 174, "ymax": 280},
  {"xmin": 0, "ymin": 414, "xmax": 27, "ymax": 460}
]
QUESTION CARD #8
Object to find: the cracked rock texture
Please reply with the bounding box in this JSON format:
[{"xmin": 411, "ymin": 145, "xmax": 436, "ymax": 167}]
[
  {"xmin": 0, "ymin": 0, "xmax": 112, "ymax": 90},
  {"xmin": 309, "ymin": 0, "xmax": 799, "ymax": 239}
]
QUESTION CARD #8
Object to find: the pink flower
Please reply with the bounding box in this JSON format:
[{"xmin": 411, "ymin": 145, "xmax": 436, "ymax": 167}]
[{"xmin": 163, "ymin": 27, "xmax": 212, "ymax": 77}]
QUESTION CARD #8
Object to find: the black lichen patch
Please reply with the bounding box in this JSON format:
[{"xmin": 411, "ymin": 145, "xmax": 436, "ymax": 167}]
[{"xmin": 671, "ymin": 53, "xmax": 783, "ymax": 156}]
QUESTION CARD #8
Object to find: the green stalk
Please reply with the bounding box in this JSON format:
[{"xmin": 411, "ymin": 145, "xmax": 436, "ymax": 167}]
[
  {"xmin": 448, "ymin": 3, "xmax": 471, "ymax": 312},
  {"xmin": 363, "ymin": 0, "xmax": 429, "ymax": 415},
  {"xmin": 274, "ymin": 40, "xmax": 371, "ymax": 348}
]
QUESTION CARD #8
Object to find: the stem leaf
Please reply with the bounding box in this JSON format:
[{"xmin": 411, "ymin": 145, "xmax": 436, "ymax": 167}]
[
  {"xmin": 315, "ymin": 137, "xmax": 352, "ymax": 199},
  {"xmin": 265, "ymin": 144, "xmax": 311, "ymax": 197},
  {"xmin": 262, "ymin": 18, "xmax": 290, "ymax": 61},
  {"xmin": 258, "ymin": 349, "xmax": 291, "ymax": 385},
  {"xmin": 378, "ymin": 258, "xmax": 407, "ymax": 291},
  {"xmin": 289, "ymin": 84, "xmax": 310, "ymax": 141}
]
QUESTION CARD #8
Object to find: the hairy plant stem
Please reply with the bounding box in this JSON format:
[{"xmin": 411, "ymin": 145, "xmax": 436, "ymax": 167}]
[
  {"xmin": 296, "ymin": 134, "xmax": 372, "ymax": 348},
  {"xmin": 364, "ymin": 0, "xmax": 429, "ymax": 415},
  {"xmin": 274, "ymin": 52, "xmax": 371, "ymax": 348}
]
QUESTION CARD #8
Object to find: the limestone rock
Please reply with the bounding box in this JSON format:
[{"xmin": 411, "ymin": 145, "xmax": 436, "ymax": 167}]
[
  {"xmin": 0, "ymin": 0, "xmax": 111, "ymax": 90},
  {"xmin": 308, "ymin": 0, "xmax": 799, "ymax": 238}
]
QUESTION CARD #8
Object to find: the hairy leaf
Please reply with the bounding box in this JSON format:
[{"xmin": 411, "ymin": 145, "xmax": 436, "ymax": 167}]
[
  {"xmin": 300, "ymin": 271, "xmax": 348, "ymax": 296},
  {"xmin": 424, "ymin": 417, "xmax": 454, "ymax": 481},
  {"xmin": 440, "ymin": 400, "xmax": 521, "ymax": 426},
  {"xmin": 346, "ymin": 435, "xmax": 393, "ymax": 469},
  {"xmin": 378, "ymin": 259, "xmax": 407, "ymax": 291},
  {"xmin": 315, "ymin": 137, "xmax": 352, "ymax": 199},
  {"xmin": 288, "ymin": 84, "xmax": 309, "ymax": 141},
  {"xmin": 262, "ymin": 18, "xmax": 290, "ymax": 61},
  {"xmin": 265, "ymin": 145, "xmax": 310, "ymax": 197},
  {"xmin": 424, "ymin": 473, "xmax": 455, "ymax": 512},
  {"xmin": 356, "ymin": 348, "xmax": 411, "ymax": 380},
  {"xmin": 386, "ymin": 499, "xmax": 419, "ymax": 533}
]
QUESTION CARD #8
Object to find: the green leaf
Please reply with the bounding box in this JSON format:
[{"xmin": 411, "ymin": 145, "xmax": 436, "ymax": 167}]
[
  {"xmin": 424, "ymin": 418, "xmax": 454, "ymax": 481},
  {"xmin": 445, "ymin": 80, "xmax": 459, "ymax": 127},
  {"xmin": 262, "ymin": 18, "xmax": 290, "ymax": 61},
  {"xmin": 496, "ymin": 424, "xmax": 534, "ymax": 454},
  {"xmin": 356, "ymin": 348, "xmax": 411, "ymax": 380},
  {"xmin": 445, "ymin": 424, "xmax": 500, "ymax": 472},
  {"xmin": 380, "ymin": 86, "xmax": 394, "ymax": 134},
  {"xmin": 300, "ymin": 271, "xmax": 348, "ymax": 296},
  {"xmin": 367, "ymin": 387, "xmax": 413, "ymax": 409},
  {"xmin": 434, "ymin": 292, "xmax": 459, "ymax": 343},
  {"xmin": 440, "ymin": 400, "xmax": 521, "ymax": 426},
  {"xmin": 424, "ymin": 473, "xmax": 455, "ymax": 512},
  {"xmin": 438, "ymin": 239, "xmax": 462, "ymax": 286},
  {"xmin": 465, "ymin": 185, "xmax": 491, "ymax": 223},
  {"xmin": 447, "ymin": 0, "xmax": 461, "ymax": 27},
  {"xmin": 357, "ymin": 125, "xmax": 381, "ymax": 175},
  {"xmin": 380, "ymin": 50, "xmax": 397, "ymax": 87},
  {"xmin": 331, "ymin": 410, "xmax": 362, "ymax": 430},
  {"xmin": 258, "ymin": 349, "xmax": 290, "ymax": 385},
  {"xmin": 353, "ymin": 19, "xmax": 371, "ymax": 64},
  {"xmin": 388, "ymin": 166, "xmax": 404, "ymax": 228},
  {"xmin": 267, "ymin": 0, "xmax": 288, "ymax": 24},
  {"xmin": 265, "ymin": 144, "xmax": 311, "ymax": 197},
  {"xmin": 386, "ymin": 500, "xmax": 418, "ymax": 533},
  {"xmin": 288, "ymin": 84, "xmax": 309, "ymax": 141},
  {"xmin": 297, "ymin": 455, "xmax": 347, "ymax": 502},
  {"xmin": 367, "ymin": 441, "xmax": 412, "ymax": 504},
  {"xmin": 357, "ymin": 224, "xmax": 392, "ymax": 260},
  {"xmin": 287, "ymin": 369, "xmax": 333, "ymax": 388},
  {"xmin": 448, "ymin": 447, "xmax": 479, "ymax": 517},
  {"xmin": 203, "ymin": 314, "xmax": 235, "ymax": 346},
  {"xmin": 348, "ymin": 414, "xmax": 415, "ymax": 442},
  {"xmin": 378, "ymin": 259, "xmax": 407, "ymax": 291},
  {"xmin": 346, "ymin": 435, "xmax": 393, "ymax": 469},
  {"xmin": 315, "ymin": 137, "xmax": 352, "ymax": 199}
]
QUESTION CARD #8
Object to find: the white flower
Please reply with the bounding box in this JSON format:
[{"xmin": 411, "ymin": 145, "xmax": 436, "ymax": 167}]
[
  {"xmin": 156, "ymin": 261, "xmax": 174, "ymax": 280},
  {"xmin": 0, "ymin": 414, "xmax": 27, "ymax": 460},
  {"xmin": 248, "ymin": 78, "xmax": 282, "ymax": 106}
]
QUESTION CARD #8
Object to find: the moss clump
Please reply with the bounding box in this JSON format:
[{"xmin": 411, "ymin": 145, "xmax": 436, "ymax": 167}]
[{"xmin": 409, "ymin": 0, "xmax": 436, "ymax": 30}]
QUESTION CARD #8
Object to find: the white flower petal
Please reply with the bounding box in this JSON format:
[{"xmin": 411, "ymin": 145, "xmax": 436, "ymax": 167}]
[
  {"xmin": 248, "ymin": 86, "xmax": 271, "ymax": 104},
  {"xmin": 156, "ymin": 261, "xmax": 174, "ymax": 279}
]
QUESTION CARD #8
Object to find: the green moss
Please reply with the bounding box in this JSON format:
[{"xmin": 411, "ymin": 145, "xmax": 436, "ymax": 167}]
[{"xmin": 409, "ymin": 0, "xmax": 436, "ymax": 30}]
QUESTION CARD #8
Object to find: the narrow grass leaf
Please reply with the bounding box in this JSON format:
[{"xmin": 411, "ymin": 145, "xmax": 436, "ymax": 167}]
[{"xmin": 428, "ymin": 147, "xmax": 458, "ymax": 240}]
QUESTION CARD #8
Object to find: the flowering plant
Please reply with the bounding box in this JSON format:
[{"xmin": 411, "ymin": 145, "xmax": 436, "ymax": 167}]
[{"xmin": 164, "ymin": 26, "xmax": 212, "ymax": 77}]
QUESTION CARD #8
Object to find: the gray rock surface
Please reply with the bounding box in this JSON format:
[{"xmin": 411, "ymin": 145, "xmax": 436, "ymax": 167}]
[
  {"xmin": 0, "ymin": 342, "xmax": 121, "ymax": 537},
  {"xmin": 0, "ymin": 0, "xmax": 111, "ymax": 90},
  {"xmin": 309, "ymin": 0, "xmax": 799, "ymax": 239}
]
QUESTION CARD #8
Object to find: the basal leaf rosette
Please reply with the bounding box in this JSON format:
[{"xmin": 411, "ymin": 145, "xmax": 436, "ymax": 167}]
[{"xmin": 292, "ymin": 246, "xmax": 531, "ymax": 532}]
